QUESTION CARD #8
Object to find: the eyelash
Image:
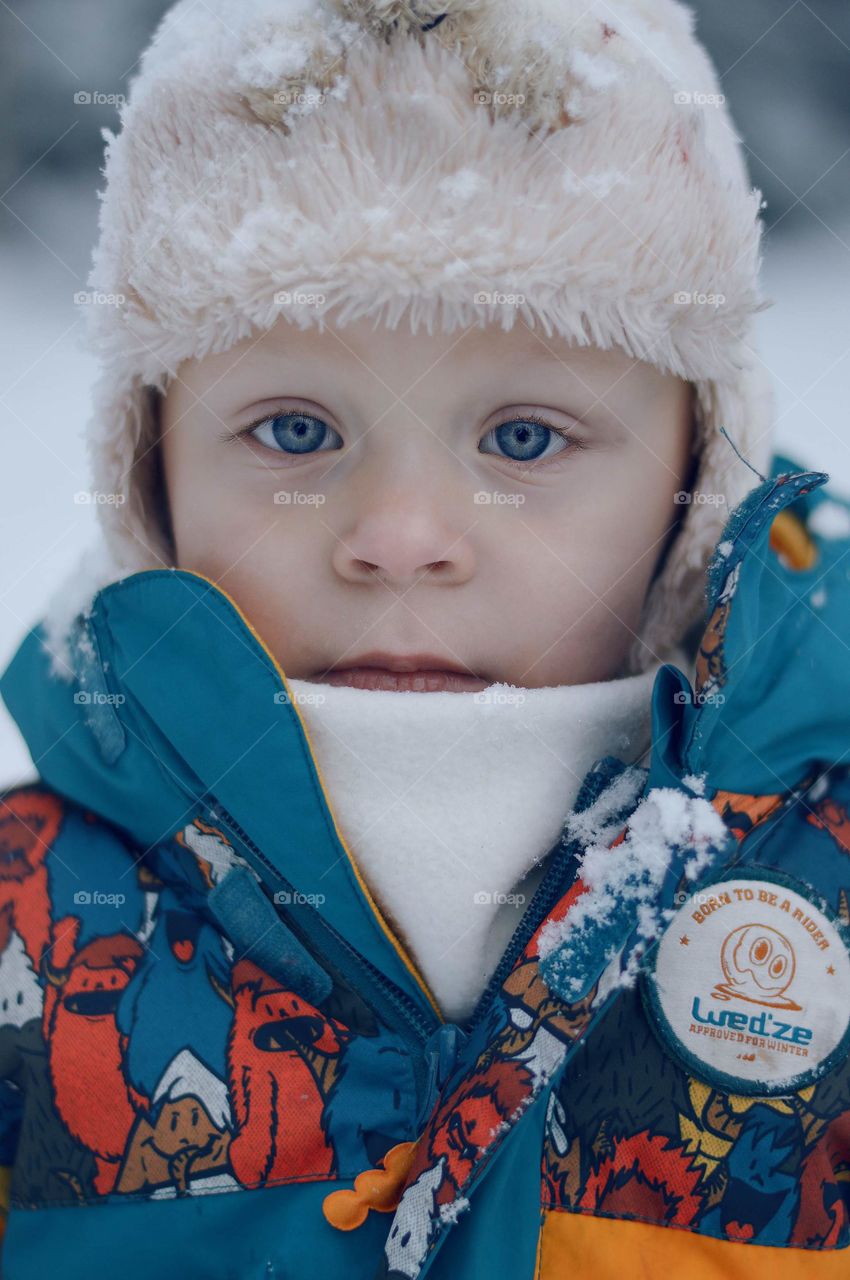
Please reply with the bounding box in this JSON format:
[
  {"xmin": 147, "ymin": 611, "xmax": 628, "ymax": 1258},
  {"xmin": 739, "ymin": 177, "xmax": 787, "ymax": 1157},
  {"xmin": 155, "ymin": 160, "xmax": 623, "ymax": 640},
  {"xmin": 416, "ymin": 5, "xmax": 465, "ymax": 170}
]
[
  {"xmin": 495, "ymin": 411, "xmax": 581, "ymax": 456},
  {"xmin": 229, "ymin": 408, "xmax": 582, "ymax": 462}
]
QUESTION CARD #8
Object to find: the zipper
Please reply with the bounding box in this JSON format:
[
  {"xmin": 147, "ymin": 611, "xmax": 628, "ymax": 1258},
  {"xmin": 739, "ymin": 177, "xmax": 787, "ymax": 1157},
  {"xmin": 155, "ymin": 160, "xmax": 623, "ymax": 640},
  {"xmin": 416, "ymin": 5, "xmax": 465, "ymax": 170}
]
[
  {"xmin": 460, "ymin": 759, "xmax": 644, "ymax": 1036},
  {"xmin": 461, "ymin": 830, "xmax": 581, "ymax": 1032},
  {"xmin": 205, "ymin": 798, "xmax": 440, "ymax": 1093}
]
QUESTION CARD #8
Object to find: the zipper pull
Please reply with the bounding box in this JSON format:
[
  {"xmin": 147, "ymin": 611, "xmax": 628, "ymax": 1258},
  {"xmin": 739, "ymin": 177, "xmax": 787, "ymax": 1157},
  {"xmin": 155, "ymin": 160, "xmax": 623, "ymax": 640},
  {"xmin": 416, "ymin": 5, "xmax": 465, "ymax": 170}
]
[
  {"xmin": 416, "ymin": 1022, "xmax": 467, "ymax": 1128},
  {"xmin": 208, "ymin": 865, "xmax": 332, "ymax": 1004}
]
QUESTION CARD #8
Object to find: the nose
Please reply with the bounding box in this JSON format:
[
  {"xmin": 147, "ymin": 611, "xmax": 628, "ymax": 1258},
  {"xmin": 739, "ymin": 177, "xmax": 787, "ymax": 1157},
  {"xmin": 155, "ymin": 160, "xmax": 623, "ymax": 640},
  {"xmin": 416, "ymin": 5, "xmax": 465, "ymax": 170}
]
[{"xmin": 332, "ymin": 491, "xmax": 476, "ymax": 588}]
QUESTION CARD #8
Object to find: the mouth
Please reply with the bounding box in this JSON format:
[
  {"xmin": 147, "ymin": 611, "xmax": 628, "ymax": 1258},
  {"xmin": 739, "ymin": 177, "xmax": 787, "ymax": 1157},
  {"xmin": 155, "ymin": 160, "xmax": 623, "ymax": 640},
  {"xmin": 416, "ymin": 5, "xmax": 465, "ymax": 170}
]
[{"xmin": 305, "ymin": 651, "xmax": 494, "ymax": 693}]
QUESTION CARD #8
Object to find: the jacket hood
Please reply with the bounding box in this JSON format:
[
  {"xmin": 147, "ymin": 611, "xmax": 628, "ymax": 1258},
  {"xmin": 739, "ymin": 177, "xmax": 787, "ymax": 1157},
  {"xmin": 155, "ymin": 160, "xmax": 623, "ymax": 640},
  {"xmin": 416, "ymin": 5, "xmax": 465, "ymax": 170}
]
[{"xmin": 2, "ymin": 452, "xmax": 848, "ymax": 1015}]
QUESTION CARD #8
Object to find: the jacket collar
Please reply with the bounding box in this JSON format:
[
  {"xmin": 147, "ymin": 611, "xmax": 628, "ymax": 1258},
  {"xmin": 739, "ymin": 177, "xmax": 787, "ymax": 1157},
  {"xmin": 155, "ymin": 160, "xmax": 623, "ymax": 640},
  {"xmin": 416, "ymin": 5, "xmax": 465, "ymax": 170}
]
[
  {"xmin": 647, "ymin": 459, "xmax": 842, "ymax": 795},
  {"xmin": 0, "ymin": 457, "xmax": 837, "ymax": 1015}
]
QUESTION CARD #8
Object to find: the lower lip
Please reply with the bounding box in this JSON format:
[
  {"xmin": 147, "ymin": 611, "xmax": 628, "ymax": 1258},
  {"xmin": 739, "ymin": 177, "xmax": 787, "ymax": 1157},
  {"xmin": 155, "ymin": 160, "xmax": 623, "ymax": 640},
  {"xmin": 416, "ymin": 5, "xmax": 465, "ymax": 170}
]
[{"xmin": 315, "ymin": 668, "xmax": 492, "ymax": 693}]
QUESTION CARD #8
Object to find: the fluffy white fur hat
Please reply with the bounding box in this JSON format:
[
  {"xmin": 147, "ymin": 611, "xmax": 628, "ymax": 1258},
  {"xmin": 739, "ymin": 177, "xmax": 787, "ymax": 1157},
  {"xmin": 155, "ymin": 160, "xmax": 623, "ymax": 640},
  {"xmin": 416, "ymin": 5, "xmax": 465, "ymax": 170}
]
[{"xmin": 60, "ymin": 0, "xmax": 774, "ymax": 672}]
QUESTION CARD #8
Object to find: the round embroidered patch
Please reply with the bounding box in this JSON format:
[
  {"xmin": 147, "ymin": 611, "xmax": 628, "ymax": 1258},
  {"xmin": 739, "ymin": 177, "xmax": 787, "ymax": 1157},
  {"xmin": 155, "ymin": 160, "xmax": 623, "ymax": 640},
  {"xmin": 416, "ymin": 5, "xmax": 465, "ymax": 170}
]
[{"xmin": 641, "ymin": 869, "xmax": 850, "ymax": 1094}]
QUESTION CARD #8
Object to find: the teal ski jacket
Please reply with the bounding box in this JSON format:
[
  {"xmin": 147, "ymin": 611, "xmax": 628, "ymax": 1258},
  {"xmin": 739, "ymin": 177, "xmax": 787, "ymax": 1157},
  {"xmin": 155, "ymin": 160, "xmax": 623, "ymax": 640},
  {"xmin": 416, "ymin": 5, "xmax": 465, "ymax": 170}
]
[{"xmin": 0, "ymin": 453, "xmax": 849, "ymax": 1279}]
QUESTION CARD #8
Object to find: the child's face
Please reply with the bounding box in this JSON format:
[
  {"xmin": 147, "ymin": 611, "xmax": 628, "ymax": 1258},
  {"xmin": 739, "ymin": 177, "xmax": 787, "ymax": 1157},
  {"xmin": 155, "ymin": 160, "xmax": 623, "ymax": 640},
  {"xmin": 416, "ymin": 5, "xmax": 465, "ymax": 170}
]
[{"xmin": 160, "ymin": 318, "xmax": 693, "ymax": 690}]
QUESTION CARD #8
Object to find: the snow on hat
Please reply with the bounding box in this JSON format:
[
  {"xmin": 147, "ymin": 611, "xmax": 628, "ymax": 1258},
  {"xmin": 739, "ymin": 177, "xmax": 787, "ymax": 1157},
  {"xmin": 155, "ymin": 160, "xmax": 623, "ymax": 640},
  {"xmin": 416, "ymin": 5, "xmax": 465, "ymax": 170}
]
[{"xmin": 57, "ymin": 0, "xmax": 774, "ymax": 672}]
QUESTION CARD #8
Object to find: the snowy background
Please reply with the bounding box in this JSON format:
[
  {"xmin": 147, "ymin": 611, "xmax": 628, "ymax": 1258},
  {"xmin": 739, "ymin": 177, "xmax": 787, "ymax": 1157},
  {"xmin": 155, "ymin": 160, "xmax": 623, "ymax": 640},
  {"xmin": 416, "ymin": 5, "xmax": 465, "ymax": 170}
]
[{"xmin": 1, "ymin": 0, "xmax": 849, "ymax": 782}]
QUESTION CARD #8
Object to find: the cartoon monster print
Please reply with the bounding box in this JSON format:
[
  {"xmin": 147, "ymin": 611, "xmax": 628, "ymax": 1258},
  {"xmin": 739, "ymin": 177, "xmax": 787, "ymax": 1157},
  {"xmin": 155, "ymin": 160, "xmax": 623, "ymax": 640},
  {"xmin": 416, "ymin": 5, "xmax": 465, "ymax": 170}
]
[
  {"xmin": 227, "ymin": 959, "xmax": 350, "ymax": 1187},
  {"xmin": 792, "ymin": 1106, "xmax": 850, "ymax": 1247},
  {"xmin": 699, "ymin": 1104, "xmax": 802, "ymax": 1244},
  {"xmin": 695, "ymin": 561, "xmax": 740, "ymax": 699},
  {"xmin": 578, "ymin": 1129, "xmax": 703, "ymax": 1226},
  {"xmin": 43, "ymin": 920, "xmax": 145, "ymax": 1195},
  {"xmin": 710, "ymin": 788, "xmax": 785, "ymax": 844},
  {"xmin": 427, "ymin": 1062, "xmax": 529, "ymax": 1204},
  {"xmin": 548, "ymin": 1004, "xmax": 850, "ymax": 1252},
  {"xmin": 496, "ymin": 956, "xmax": 598, "ymax": 1086},
  {"xmin": 116, "ymin": 1048, "xmax": 232, "ymax": 1194},
  {"xmin": 0, "ymin": 788, "xmax": 61, "ymax": 972},
  {"xmin": 117, "ymin": 887, "xmax": 233, "ymax": 1111},
  {"xmin": 385, "ymin": 938, "xmax": 604, "ymax": 1276},
  {"xmin": 543, "ymin": 985, "xmax": 697, "ymax": 1216},
  {"xmin": 175, "ymin": 817, "xmax": 248, "ymax": 887},
  {"xmin": 807, "ymin": 797, "xmax": 850, "ymax": 857},
  {"xmin": 384, "ymin": 1159, "xmax": 446, "ymax": 1279}
]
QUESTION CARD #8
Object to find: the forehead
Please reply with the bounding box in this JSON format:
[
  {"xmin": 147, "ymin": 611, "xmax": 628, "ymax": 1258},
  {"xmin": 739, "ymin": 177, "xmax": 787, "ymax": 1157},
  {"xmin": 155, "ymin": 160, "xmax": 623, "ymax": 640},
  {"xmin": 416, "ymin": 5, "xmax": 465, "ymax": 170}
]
[
  {"xmin": 170, "ymin": 314, "xmax": 678, "ymax": 424},
  {"xmin": 223, "ymin": 314, "xmax": 642, "ymax": 384}
]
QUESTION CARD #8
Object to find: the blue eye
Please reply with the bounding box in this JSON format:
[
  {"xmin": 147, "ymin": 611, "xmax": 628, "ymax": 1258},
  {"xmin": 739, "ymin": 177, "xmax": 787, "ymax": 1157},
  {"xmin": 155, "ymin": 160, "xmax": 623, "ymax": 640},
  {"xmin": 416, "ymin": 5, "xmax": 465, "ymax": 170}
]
[
  {"xmin": 480, "ymin": 418, "xmax": 571, "ymax": 463},
  {"xmin": 249, "ymin": 412, "xmax": 342, "ymax": 455}
]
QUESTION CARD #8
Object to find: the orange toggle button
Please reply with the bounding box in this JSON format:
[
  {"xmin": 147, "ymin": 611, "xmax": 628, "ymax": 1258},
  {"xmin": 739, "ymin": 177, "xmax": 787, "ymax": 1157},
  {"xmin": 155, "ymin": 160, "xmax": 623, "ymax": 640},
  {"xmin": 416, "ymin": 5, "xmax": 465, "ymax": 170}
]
[
  {"xmin": 769, "ymin": 508, "xmax": 818, "ymax": 571},
  {"xmin": 323, "ymin": 1140, "xmax": 418, "ymax": 1231}
]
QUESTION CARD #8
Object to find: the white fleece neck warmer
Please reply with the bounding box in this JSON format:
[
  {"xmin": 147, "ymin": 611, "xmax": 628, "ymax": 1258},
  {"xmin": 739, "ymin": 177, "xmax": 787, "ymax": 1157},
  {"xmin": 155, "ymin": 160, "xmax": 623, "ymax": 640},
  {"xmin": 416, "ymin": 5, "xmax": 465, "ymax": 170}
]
[{"xmin": 288, "ymin": 663, "xmax": 669, "ymax": 1023}]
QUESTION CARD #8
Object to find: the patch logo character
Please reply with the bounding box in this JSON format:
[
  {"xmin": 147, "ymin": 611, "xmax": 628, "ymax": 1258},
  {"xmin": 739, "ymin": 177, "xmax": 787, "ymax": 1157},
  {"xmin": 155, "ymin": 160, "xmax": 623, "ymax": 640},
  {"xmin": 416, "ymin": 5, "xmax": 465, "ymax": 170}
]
[{"xmin": 642, "ymin": 872, "xmax": 850, "ymax": 1094}]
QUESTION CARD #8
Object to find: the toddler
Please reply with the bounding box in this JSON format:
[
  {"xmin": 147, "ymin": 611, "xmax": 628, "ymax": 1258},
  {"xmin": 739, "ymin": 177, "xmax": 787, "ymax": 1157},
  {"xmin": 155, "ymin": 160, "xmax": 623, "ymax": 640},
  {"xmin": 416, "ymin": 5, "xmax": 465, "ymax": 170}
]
[{"xmin": 1, "ymin": 2, "xmax": 849, "ymax": 1278}]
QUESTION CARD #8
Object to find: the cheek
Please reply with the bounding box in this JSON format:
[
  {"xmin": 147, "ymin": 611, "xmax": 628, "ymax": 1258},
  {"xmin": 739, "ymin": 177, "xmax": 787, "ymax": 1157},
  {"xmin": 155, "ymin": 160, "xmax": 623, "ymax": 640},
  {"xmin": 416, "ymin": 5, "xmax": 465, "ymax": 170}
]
[
  {"xmin": 162, "ymin": 441, "xmax": 311, "ymax": 634},
  {"xmin": 163, "ymin": 436, "xmax": 276, "ymax": 574},
  {"xmin": 506, "ymin": 470, "xmax": 678, "ymax": 683},
  {"xmin": 186, "ymin": 518, "xmax": 325, "ymax": 674}
]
